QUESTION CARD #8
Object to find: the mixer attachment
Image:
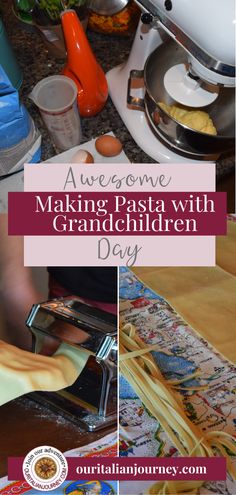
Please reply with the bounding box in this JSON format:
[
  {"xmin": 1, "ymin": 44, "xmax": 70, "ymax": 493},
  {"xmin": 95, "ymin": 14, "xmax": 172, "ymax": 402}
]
[{"xmin": 164, "ymin": 64, "xmax": 219, "ymax": 108}]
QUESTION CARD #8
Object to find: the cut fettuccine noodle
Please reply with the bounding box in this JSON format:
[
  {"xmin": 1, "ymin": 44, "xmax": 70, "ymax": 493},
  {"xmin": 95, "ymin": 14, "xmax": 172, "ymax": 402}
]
[{"xmin": 119, "ymin": 323, "xmax": 236, "ymax": 494}]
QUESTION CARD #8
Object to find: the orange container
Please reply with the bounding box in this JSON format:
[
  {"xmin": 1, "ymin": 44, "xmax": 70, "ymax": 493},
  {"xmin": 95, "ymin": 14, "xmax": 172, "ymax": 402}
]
[{"xmin": 61, "ymin": 10, "xmax": 108, "ymax": 117}]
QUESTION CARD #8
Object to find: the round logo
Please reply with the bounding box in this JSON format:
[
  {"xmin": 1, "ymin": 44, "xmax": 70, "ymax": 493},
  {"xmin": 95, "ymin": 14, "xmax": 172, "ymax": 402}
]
[
  {"xmin": 23, "ymin": 446, "xmax": 68, "ymax": 491},
  {"xmin": 34, "ymin": 457, "xmax": 57, "ymax": 480}
]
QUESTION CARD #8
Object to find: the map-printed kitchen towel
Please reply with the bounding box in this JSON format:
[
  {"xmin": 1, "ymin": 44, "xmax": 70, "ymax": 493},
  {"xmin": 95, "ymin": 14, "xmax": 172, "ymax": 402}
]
[{"xmin": 119, "ymin": 267, "xmax": 236, "ymax": 495}]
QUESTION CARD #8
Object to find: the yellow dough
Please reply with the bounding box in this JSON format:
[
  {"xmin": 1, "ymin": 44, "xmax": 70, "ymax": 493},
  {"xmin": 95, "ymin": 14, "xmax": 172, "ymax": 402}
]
[
  {"xmin": 0, "ymin": 340, "xmax": 89, "ymax": 406},
  {"xmin": 158, "ymin": 102, "xmax": 217, "ymax": 135},
  {"xmin": 132, "ymin": 266, "xmax": 236, "ymax": 365},
  {"xmin": 216, "ymin": 220, "xmax": 236, "ymax": 276}
]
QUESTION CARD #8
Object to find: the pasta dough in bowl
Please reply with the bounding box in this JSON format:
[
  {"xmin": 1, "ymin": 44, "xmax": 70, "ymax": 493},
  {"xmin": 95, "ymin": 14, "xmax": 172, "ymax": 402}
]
[{"xmin": 158, "ymin": 102, "xmax": 217, "ymax": 136}]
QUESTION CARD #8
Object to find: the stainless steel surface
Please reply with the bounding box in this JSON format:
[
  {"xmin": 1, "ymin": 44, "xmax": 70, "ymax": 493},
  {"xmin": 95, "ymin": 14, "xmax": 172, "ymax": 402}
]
[
  {"xmin": 30, "ymin": 392, "xmax": 117, "ymax": 431},
  {"xmin": 138, "ymin": 0, "xmax": 235, "ymax": 80},
  {"xmin": 27, "ymin": 298, "xmax": 117, "ymax": 357},
  {"xmin": 88, "ymin": 0, "xmax": 129, "ymax": 16},
  {"xmin": 26, "ymin": 298, "xmax": 117, "ymax": 430},
  {"xmin": 128, "ymin": 40, "xmax": 235, "ymax": 157}
]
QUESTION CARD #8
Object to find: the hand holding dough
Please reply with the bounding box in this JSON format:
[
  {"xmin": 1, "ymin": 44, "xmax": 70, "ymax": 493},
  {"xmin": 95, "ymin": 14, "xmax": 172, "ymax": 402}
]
[{"xmin": 0, "ymin": 340, "xmax": 89, "ymax": 406}]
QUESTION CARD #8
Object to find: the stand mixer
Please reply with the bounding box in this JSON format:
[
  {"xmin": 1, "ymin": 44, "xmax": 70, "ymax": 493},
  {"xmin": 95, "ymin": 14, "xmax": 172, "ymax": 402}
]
[
  {"xmin": 106, "ymin": 0, "xmax": 235, "ymax": 162},
  {"xmin": 26, "ymin": 298, "xmax": 117, "ymax": 431}
]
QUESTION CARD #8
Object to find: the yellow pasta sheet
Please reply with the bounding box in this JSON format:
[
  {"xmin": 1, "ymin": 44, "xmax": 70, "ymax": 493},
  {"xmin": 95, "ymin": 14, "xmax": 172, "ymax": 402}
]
[
  {"xmin": 0, "ymin": 340, "xmax": 89, "ymax": 406},
  {"xmin": 216, "ymin": 220, "xmax": 236, "ymax": 276},
  {"xmin": 132, "ymin": 227, "xmax": 236, "ymax": 365}
]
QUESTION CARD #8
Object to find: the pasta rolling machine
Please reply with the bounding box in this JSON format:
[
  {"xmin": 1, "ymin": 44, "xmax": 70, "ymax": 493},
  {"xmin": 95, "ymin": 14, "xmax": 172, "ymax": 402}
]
[{"xmin": 26, "ymin": 297, "xmax": 117, "ymax": 431}]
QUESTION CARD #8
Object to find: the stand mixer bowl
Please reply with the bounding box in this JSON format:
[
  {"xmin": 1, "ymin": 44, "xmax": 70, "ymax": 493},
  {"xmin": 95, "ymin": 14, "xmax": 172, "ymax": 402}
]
[{"xmin": 128, "ymin": 39, "xmax": 235, "ymax": 157}]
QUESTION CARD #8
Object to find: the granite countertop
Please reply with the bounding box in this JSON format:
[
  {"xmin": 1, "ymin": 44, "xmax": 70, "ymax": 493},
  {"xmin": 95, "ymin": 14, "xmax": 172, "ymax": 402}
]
[{"xmin": 1, "ymin": 0, "xmax": 235, "ymax": 179}]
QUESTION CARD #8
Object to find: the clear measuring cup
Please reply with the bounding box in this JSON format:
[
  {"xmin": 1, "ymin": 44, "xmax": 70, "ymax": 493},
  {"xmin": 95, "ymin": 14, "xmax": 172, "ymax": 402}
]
[{"xmin": 29, "ymin": 75, "xmax": 82, "ymax": 152}]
